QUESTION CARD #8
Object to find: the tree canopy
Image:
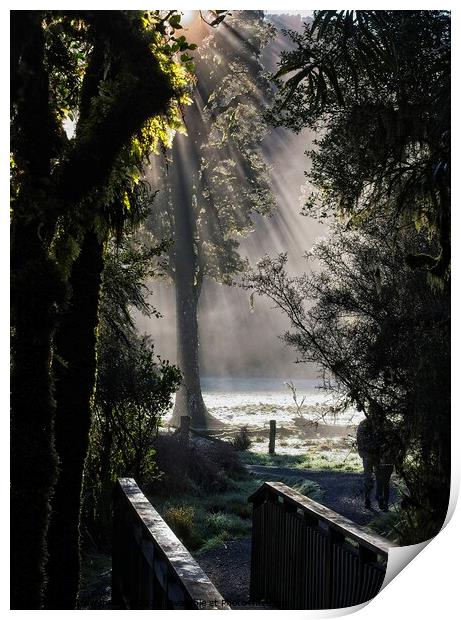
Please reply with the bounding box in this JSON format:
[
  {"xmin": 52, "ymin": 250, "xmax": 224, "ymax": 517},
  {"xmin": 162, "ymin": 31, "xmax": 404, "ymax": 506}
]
[
  {"xmin": 268, "ymin": 10, "xmax": 450, "ymax": 283},
  {"xmin": 245, "ymin": 9, "xmax": 451, "ymax": 543},
  {"xmin": 148, "ymin": 10, "xmax": 275, "ymax": 287}
]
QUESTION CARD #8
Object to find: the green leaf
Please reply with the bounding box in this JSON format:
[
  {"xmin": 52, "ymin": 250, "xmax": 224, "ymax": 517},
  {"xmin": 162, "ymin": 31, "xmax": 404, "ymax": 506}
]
[{"xmin": 169, "ymin": 14, "xmax": 181, "ymax": 26}]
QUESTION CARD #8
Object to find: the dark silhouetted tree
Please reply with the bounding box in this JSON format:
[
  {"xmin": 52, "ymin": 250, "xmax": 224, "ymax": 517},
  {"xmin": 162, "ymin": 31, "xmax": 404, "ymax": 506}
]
[
  {"xmin": 10, "ymin": 10, "xmax": 193, "ymax": 608},
  {"xmin": 245, "ymin": 219, "xmax": 450, "ymax": 543},
  {"xmin": 269, "ymin": 10, "xmax": 450, "ymax": 284}
]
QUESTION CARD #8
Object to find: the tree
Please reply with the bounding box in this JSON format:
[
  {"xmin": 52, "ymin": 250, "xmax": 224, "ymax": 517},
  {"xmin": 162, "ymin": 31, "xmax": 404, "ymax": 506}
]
[
  {"xmin": 268, "ymin": 10, "xmax": 450, "ymax": 283},
  {"xmin": 254, "ymin": 9, "xmax": 451, "ymax": 542},
  {"xmin": 83, "ymin": 236, "xmax": 180, "ymax": 542},
  {"xmin": 10, "ymin": 10, "xmax": 194, "ymax": 608},
  {"xmin": 147, "ymin": 11, "xmax": 276, "ymax": 428},
  {"xmin": 244, "ymin": 219, "xmax": 450, "ymax": 543}
]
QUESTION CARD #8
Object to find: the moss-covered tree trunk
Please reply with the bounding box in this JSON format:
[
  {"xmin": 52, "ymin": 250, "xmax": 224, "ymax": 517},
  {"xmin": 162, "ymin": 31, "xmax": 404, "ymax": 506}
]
[
  {"xmin": 44, "ymin": 231, "xmax": 105, "ymax": 609},
  {"xmin": 11, "ymin": 222, "xmax": 63, "ymax": 609},
  {"xmin": 10, "ymin": 11, "xmax": 64, "ymax": 608},
  {"xmin": 11, "ymin": 10, "xmax": 180, "ymax": 608}
]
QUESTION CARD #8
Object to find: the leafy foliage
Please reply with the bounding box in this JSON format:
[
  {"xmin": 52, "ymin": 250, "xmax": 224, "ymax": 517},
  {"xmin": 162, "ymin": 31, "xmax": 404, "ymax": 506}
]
[
  {"xmin": 269, "ymin": 10, "xmax": 450, "ymax": 281},
  {"xmin": 244, "ymin": 220, "xmax": 450, "ymax": 543},
  {"xmin": 148, "ymin": 10, "xmax": 276, "ymax": 286},
  {"xmin": 258, "ymin": 11, "xmax": 451, "ymax": 541},
  {"xmin": 98, "ymin": 235, "xmax": 169, "ymax": 341},
  {"xmin": 91, "ymin": 331, "xmax": 180, "ymax": 481},
  {"xmin": 83, "ymin": 236, "xmax": 181, "ymax": 539}
]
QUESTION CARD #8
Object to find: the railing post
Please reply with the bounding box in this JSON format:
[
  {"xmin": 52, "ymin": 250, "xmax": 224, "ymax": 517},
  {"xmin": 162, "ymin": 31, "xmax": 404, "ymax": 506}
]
[
  {"xmin": 268, "ymin": 419, "xmax": 276, "ymax": 454},
  {"xmin": 326, "ymin": 526, "xmax": 345, "ymax": 608},
  {"xmin": 359, "ymin": 544, "xmax": 378, "ymax": 564},
  {"xmin": 249, "ymin": 485, "xmax": 269, "ymax": 603}
]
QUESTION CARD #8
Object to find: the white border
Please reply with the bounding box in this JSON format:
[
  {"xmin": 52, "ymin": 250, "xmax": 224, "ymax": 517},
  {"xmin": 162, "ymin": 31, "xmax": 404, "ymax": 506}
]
[{"xmin": 2, "ymin": 3, "xmax": 459, "ymax": 618}]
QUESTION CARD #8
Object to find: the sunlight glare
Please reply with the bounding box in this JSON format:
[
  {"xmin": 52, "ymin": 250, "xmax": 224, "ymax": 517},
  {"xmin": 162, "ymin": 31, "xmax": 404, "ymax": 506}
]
[{"xmin": 181, "ymin": 10, "xmax": 197, "ymax": 28}]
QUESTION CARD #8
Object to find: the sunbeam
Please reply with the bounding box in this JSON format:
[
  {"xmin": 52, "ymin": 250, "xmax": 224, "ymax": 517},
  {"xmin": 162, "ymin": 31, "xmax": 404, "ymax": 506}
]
[{"xmin": 141, "ymin": 11, "xmax": 322, "ymax": 380}]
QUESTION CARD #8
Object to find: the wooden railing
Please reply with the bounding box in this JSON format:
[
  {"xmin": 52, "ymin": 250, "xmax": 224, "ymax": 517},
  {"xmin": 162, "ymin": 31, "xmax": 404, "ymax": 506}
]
[
  {"xmin": 249, "ymin": 482, "xmax": 396, "ymax": 610},
  {"xmin": 112, "ymin": 478, "xmax": 230, "ymax": 610}
]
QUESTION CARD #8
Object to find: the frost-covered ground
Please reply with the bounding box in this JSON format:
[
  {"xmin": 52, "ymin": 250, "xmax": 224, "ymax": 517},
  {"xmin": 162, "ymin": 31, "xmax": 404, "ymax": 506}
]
[
  {"xmin": 192, "ymin": 377, "xmax": 364, "ymax": 462},
  {"xmin": 201, "ymin": 376, "xmax": 362, "ymax": 427}
]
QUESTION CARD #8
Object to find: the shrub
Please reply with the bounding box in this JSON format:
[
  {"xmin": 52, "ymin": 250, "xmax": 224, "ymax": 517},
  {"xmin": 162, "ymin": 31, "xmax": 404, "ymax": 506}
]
[
  {"xmin": 83, "ymin": 332, "xmax": 180, "ymax": 544},
  {"xmin": 232, "ymin": 426, "xmax": 252, "ymax": 451},
  {"xmin": 164, "ymin": 505, "xmax": 201, "ymax": 549},
  {"xmin": 150, "ymin": 433, "xmax": 247, "ymax": 497},
  {"xmin": 149, "ymin": 434, "xmax": 191, "ymax": 495},
  {"xmin": 207, "ymin": 496, "xmax": 252, "ymax": 520},
  {"xmin": 195, "ymin": 511, "xmax": 251, "ymax": 552},
  {"xmin": 199, "ymin": 534, "xmax": 231, "ymax": 553},
  {"xmin": 207, "ymin": 512, "xmax": 248, "ymax": 536}
]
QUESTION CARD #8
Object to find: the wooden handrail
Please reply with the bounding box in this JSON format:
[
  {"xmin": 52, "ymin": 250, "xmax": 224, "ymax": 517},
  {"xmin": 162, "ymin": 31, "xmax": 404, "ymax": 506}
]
[
  {"xmin": 112, "ymin": 478, "xmax": 230, "ymax": 610},
  {"xmin": 248, "ymin": 481, "xmax": 395, "ymax": 609},
  {"xmin": 249, "ymin": 481, "xmax": 396, "ymax": 556}
]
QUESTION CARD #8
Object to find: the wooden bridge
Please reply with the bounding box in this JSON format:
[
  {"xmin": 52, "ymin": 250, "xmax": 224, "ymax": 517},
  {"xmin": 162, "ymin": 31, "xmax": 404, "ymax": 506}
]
[
  {"xmin": 249, "ymin": 481, "xmax": 395, "ymax": 609},
  {"xmin": 112, "ymin": 478, "xmax": 229, "ymax": 609},
  {"xmin": 112, "ymin": 478, "xmax": 395, "ymax": 610}
]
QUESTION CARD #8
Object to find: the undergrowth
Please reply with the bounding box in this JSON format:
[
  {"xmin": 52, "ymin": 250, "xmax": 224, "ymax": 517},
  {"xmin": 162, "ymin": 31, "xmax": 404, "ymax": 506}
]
[
  {"xmin": 240, "ymin": 448, "xmax": 361, "ymax": 472},
  {"xmin": 151, "ymin": 473, "xmax": 323, "ymax": 552}
]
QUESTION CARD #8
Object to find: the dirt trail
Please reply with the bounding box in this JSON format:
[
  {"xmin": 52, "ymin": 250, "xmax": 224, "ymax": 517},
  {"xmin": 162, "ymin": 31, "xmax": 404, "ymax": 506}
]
[{"xmin": 246, "ymin": 464, "xmax": 399, "ymax": 525}]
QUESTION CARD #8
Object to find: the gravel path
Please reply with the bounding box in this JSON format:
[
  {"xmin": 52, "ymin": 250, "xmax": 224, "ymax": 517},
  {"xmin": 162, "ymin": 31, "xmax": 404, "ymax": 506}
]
[
  {"xmin": 194, "ymin": 465, "xmax": 398, "ymax": 607},
  {"xmin": 246, "ymin": 464, "xmax": 398, "ymax": 525},
  {"xmin": 193, "ymin": 538, "xmax": 261, "ymax": 609}
]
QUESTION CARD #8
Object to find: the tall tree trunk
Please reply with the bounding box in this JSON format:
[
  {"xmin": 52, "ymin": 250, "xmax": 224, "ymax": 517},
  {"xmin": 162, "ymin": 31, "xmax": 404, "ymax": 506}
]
[
  {"xmin": 10, "ymin": 11, "xmax": 178, "ymax": 609},
  {"xmin": 172, "ymin": 262, "xmax": 211, "ymax": 428},
  {"xmin": 10, "ymin": 222, "xmax": 64, "ymax": 609},
  {"xmin": 10, "ymin": 11, "xmax": 64, "ymax": 608},
  {"xmin": 44, "ymin": 231, "xmax": 105, "ymax": 609},
  {"xmin": 170, "ymin": 138, "xmax": 223, "ymax": 430}
]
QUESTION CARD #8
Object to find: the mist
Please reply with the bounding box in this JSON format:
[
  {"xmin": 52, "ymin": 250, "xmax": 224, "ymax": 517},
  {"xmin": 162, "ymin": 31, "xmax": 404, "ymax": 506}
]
[{"xmin": 136, "ymin": 13, "xmax": 325, "ymax": 380}]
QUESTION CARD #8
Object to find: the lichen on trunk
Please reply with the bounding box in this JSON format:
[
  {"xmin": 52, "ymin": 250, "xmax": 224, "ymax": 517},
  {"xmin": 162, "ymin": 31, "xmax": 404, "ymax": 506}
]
[{"xmin": 171, "ymin": 276, "xmax": 222, "ymax": 430}]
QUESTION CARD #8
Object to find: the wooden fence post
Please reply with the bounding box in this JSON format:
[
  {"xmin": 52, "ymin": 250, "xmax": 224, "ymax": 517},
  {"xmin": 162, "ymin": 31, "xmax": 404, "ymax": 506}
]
[
  {"xmin": 111, "ymin": 483, "xmax": 123, "ymax": 608},
  {"xmin": 269, "ymin": 419, "xmax": 276, "ymax": 454}
]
